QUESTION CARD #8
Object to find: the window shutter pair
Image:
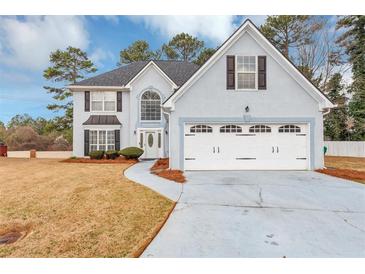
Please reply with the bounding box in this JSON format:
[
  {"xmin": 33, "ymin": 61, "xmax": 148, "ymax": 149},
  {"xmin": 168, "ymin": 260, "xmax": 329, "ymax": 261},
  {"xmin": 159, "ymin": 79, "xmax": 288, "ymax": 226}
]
[
  {"xmin": 226, "ymin": 55, "xmax": 267, "ymax": 90},
  {"xmin": 84, "ymin": 91, "xmax": 123, "ymax": 112}
]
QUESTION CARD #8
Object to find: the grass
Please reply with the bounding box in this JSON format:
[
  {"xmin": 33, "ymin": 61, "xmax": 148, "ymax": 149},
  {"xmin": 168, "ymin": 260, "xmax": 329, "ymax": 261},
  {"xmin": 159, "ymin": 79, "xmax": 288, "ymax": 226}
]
[
  {"xmin": 0, "ymin": 158, "xmax": 174, "ymax": 257},
  {"xmin": 318, "ymin": 156, "xmax": 365, "ymax": 184}
]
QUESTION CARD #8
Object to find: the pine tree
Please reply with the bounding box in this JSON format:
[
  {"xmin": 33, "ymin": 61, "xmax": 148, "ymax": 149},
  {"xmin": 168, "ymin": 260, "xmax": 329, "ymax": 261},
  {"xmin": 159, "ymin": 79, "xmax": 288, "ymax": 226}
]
[
  {"xmin": 162, "ymin": 33, "xmax": 205, "ymax": 61},
  {"xmin": 43, "ymin": 47, "xmax": 97, "ymax": 131},
  {"xmin": 324, "ymin": 73, "xmax": 349, "ymax": 140},
  {"xmin": 119, "ymin": 40, "xmax": 159, "ymax": 65},
  {"xmin": 336, "ymin": 16, "xmax": 365, "ymax": 140}
]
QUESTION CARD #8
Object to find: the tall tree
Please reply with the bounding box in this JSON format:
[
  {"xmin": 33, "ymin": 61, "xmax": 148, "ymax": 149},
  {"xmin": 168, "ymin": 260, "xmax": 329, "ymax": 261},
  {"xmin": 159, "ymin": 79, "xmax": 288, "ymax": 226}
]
[
  {"xmin": 162, "ymin": 33, "xmax": 204, "ymax": 61},
  {"xmin": 260, "ymin": 16, "xmax": 314, "ymax": 58},
  {"xmin": 194, "ymin": 48, "xmax": 216, "ymax": 66},
  {"xmin": 43, "ymin": 46, "xmax": 97, "ymax": 131},
  {"xmin": 119, "ymin": 40, "xmax": 159, "ymax": 65},
  {"xmin": 7, "ymin": 114, "xmax": 35, "ymax": 129},
  {"xmin": 0, "ymin": 121, "xmax": 6, "ymax": 143},
  {"xmin": 296, "ymin": 17, "xmax": 344, "ymax": 89},
  {"xmin": 324, "ymin": 73, "xmax": 349, "ymax": 140},
  {"xmin": 336, "ymin": 16, "xmax": 365, "ymax": 140}
]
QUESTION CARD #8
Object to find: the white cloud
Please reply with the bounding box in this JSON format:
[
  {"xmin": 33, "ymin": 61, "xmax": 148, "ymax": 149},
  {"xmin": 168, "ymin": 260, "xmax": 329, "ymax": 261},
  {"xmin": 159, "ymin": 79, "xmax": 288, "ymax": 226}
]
[
  {"xmin": 90, "ymin": 48, "xmax": 115, "ymax": 68},
  {"xmin": 129, "ymin": 16, "xmax": 238, "ymax": 45},
  {"xmin": 103, "ymin": 16, "xmax": 119, "ymax": 24},
  {"xmin": 0, "ymin": 16, "xmax": 89, "ymax": 71}
]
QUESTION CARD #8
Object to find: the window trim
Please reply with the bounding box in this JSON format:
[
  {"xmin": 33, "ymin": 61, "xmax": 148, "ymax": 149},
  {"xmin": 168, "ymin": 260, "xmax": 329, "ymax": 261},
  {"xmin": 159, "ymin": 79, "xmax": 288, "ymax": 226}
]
[
  {"xmin": 89, "ymin": 129, "xmax": 116, "ymax": 152},
  {"xmin": 235, "ymin": 55, "xmax": 258, "ymax": 91},
  {"xmin": 139, "ymin": 90, "xmax": 162, "ymax": 123},
  {"xmin": 90, "ymin": 91, "xmax": 117, "ymax": 113}
]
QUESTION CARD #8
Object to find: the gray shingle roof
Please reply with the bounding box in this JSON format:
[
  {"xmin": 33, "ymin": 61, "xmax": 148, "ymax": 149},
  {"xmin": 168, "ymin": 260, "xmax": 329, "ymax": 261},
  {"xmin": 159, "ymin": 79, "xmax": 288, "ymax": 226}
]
[
  {"xmin": 83, "ymin": 115, "xmax": 122, "ymax": 125},
  {"xmin": 73, "ymin": 60, "xmax": 199, "ymax": 87}
]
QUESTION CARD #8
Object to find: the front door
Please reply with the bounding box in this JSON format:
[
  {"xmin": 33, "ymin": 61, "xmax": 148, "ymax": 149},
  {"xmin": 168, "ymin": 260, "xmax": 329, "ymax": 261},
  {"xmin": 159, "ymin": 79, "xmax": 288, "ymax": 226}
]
[{"xmin": 142, "ymin": 131, "xmax": 159, "ymax": 159}]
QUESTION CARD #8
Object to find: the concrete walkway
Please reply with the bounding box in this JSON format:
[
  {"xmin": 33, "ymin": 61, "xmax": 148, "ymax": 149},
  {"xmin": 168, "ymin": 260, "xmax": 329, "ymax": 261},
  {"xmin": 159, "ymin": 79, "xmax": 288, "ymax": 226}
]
[
  {"xmin": 125, "ymin": 163, "xmax": 365, "ymax": 257},
  {"xmin": 124, "ymin": 160, "xmax": 183, "ymax": 201}
]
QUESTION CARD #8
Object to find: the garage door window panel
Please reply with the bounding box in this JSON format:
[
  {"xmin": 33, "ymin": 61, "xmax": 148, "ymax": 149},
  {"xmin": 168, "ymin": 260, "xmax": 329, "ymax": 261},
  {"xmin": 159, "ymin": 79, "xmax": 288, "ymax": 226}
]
[
  {"xmin": 249, "ymin": 125, "xmax": 271, "ymax": 133},
  {"xmin": 220, "ymin": 125, "xmax": 242, "ymax": 133},
  {"xmin": 279, "ymin": 125, "xmax": 301, "ymax": 133},
  {"xmin": 190, "ymin": 125, "xmax": 213, "ymax": 133}
]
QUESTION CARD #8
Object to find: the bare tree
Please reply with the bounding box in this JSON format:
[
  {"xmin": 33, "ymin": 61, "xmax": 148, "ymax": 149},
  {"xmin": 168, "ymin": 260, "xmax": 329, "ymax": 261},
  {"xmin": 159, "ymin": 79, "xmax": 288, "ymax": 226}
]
[{"xmin": 295, "ymin": 17, "xmax": 347, "ymax": 90}]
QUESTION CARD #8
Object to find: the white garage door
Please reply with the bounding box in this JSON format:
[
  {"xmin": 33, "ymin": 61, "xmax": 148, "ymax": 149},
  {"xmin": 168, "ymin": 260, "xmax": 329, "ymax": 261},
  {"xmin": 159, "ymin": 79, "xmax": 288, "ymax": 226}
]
[{"xmin": 184, "ymin": 123, "xmax": 309, "ymax": 170}]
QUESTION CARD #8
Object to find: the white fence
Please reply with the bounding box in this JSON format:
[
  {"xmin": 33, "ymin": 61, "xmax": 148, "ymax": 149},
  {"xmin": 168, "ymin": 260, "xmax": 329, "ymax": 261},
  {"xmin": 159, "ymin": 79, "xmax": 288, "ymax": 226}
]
[
  {"xmin": 7, "ymin": 151, "xmax": 72, "ymax": 159},
  {"xmin": 324, "ymin": 141, "xmax": 365, "ymax": 157}
]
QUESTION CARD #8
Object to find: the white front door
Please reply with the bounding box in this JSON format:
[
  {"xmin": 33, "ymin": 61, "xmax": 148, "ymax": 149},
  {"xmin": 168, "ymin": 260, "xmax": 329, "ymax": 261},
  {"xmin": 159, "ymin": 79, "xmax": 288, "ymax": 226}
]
[
  {"xmin": 184, "ymin": 123, "xmax": 309, "ymax": 170},
  {"xmin": 138, "ymin": 129, "xmax": 163, "ymax": 159}
]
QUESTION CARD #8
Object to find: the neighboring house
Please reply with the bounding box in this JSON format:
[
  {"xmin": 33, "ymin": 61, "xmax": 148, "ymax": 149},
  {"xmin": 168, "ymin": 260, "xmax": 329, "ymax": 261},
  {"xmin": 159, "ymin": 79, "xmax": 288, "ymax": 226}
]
[{"xmin": 69, "ymin": 20, "xmax": 334, "ymax": 171}]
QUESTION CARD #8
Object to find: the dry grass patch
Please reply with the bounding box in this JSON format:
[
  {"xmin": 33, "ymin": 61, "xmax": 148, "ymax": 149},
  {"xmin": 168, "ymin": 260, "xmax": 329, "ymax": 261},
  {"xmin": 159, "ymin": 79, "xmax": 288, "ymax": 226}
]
[
  {"xmin": 325, "ymin": 156, "xmax": 365, "ymax": 172},
  {"xmin": 0, "ymin": 158, "xmax": 174, "ymax": 257},
  {"xmin": 61, "ymin": 157, "xmax": 137, "ymax": 164},
  {"xmin": 318, "ymin": 156, "xmax": 365, "ymax": 184}
]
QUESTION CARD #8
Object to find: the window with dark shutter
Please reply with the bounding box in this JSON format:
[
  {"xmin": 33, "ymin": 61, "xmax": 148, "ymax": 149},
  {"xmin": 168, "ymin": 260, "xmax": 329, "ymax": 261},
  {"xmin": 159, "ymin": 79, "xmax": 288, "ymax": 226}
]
[
  {"xmin": 258, "ymin": 56, "xmax": 266, "ymax": 90},
  {"xmin": 226, "ymin": 55, "xmax": 235, "ymax": 90},
  {"xmin": 117, "ymin": 92, "xmax": 122, "ymax": 112},
  {"xmin": 85, "ymin": 91, "xmax": 90, "ymax": 112},
  {"xmin": 84, "ymin": 129, "xmax": 90, "ymax": 156}
]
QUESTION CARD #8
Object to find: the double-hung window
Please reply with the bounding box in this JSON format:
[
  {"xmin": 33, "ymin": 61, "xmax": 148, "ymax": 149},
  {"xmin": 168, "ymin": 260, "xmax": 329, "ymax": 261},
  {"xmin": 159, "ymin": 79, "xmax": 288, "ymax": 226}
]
[
  {"xmin": 89, "ymin": 130, "xmax": 115, "ymax": 152},
  {"xmin": 237, "ymin": 56, "xmax": 256, "ymax": 90},
  {"xmin": 91, "ymin": 92, "xmax": 116, "ymax": 112}
]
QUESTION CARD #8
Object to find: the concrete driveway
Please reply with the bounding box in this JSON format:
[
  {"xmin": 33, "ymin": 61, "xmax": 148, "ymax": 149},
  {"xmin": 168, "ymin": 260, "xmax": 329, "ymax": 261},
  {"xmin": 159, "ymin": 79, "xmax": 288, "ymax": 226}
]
[{"xmin": 142, "ymin": 170, "xmax": 365, "ymax": 257}]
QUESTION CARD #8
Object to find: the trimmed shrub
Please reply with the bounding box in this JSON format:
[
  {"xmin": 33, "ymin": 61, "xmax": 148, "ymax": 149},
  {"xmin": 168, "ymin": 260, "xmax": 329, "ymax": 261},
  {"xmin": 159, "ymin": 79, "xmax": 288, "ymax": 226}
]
[
  {"xmin": 119, "ymin": 147, "xmax": 144, "ymax": 159},
  {"xmin": 89, "ymin": 150, "xmax": 105, "ymax": 160},
  {"xmin": 105, "ymin": 150, "xmax": 120, "ymax": 160}
]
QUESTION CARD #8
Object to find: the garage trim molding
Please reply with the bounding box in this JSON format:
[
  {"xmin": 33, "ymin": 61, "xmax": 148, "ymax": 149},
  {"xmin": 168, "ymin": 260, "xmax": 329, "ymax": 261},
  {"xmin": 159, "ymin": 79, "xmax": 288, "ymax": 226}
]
[{"xmin": 178, "ymin": 116, "xmax": 315, "ymax": 170}]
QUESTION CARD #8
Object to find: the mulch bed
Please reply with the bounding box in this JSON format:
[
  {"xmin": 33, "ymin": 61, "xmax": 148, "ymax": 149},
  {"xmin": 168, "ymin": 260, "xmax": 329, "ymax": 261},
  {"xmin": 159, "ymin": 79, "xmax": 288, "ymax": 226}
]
[
  {"xmin": 150, "ymin": 158, "xmax": 169, "ymax": 171},
  {"xmin": 61, "ymin": 157, "xmax": 138, "ymax": 164},
  {"xmin": 316, "ymin": 168, "xmax": 365, "ymax": 184},
  {"xmin": 150, "ymin": 158, "xmax": 186, "ymax": 183}
]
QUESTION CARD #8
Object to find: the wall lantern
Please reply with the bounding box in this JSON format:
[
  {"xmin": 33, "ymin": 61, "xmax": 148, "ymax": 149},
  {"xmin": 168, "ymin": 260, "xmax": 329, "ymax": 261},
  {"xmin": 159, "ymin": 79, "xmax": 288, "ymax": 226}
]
[{"xmin": 245, "ymin": 106, "xmax": 250, "ymax": 113}]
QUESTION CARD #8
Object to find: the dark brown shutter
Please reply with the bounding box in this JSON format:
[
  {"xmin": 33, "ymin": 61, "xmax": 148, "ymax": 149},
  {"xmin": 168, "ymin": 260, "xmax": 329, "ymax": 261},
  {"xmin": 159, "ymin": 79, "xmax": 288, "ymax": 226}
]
[
  {"xmin": 258, "ymin": 56, "xmax": 267, "ymax": 90},
  {"xmin": 115, "ymin": 130, "xmax": 120, "ymax": 151},
  {"xmin": 226, "ymin": 55, "xmax": 235, "ymax": 90},
  {"xmin": 84, "ymin": 130, "xmax": 89, "ymax": 156},
  {"xmin": 117, "ymin": 91, "xmax": 122, "ymax": 112},
  {"xmin": 85, "ymin": 91, "xmax": 90, "ymax": 111}
]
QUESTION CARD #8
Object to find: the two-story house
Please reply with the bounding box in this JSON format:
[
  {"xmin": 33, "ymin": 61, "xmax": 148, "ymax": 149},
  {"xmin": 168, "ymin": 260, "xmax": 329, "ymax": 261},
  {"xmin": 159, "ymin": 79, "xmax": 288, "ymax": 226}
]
[{"xmin": 69, "ymin": 19, "xmax": 334, "ymax": 171}]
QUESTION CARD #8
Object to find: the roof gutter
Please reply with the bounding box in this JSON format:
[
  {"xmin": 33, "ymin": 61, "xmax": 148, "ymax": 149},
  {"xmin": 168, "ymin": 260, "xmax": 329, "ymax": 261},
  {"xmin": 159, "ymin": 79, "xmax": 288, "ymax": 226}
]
[{"xmin": 68, "ymin": 85, "xmax": 128, "ymax": 91}]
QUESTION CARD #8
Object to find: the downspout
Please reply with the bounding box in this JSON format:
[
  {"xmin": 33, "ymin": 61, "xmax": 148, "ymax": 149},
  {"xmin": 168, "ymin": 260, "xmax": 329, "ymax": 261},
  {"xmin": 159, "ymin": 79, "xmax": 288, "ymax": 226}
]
[{"xmin": 162, "ymin": 107, "xmax": 172, "ymax": 169}]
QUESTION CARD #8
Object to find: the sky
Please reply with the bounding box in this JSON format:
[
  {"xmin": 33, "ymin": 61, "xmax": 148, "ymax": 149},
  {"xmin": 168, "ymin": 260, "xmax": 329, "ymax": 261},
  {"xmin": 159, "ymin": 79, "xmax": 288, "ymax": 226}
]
[{"xmin": 0, "ymin": 15, "xmax": 339, "ymax": 124}]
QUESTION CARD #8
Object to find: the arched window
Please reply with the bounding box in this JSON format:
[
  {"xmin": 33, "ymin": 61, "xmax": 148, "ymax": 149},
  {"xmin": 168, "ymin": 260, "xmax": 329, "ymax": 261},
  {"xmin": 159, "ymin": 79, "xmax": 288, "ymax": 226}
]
[
  {"xmin": 249, "ymin": 125, "xmax": 271, "ymax": 133},
  {"xmin": 220, "ymin": 125, "xmax": 242, "ymax": 133},
  {"xmin": 190, "ymin": 125, "xmax": 213, "ymax": 133},
  {"xmin": 140, "ymin": 91, "xmax": 161, "ymax": 121},
  {"xmin": 278, "ymin": 125, "xmax": 301, "ymax": 133}
]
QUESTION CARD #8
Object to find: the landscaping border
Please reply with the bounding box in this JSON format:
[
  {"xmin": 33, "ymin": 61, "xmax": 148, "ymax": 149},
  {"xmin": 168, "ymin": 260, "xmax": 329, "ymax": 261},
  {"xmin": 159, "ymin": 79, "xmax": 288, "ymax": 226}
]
[{"xmin": 131, "ymin": 201, "xmax": 177, "ymax": 258}]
